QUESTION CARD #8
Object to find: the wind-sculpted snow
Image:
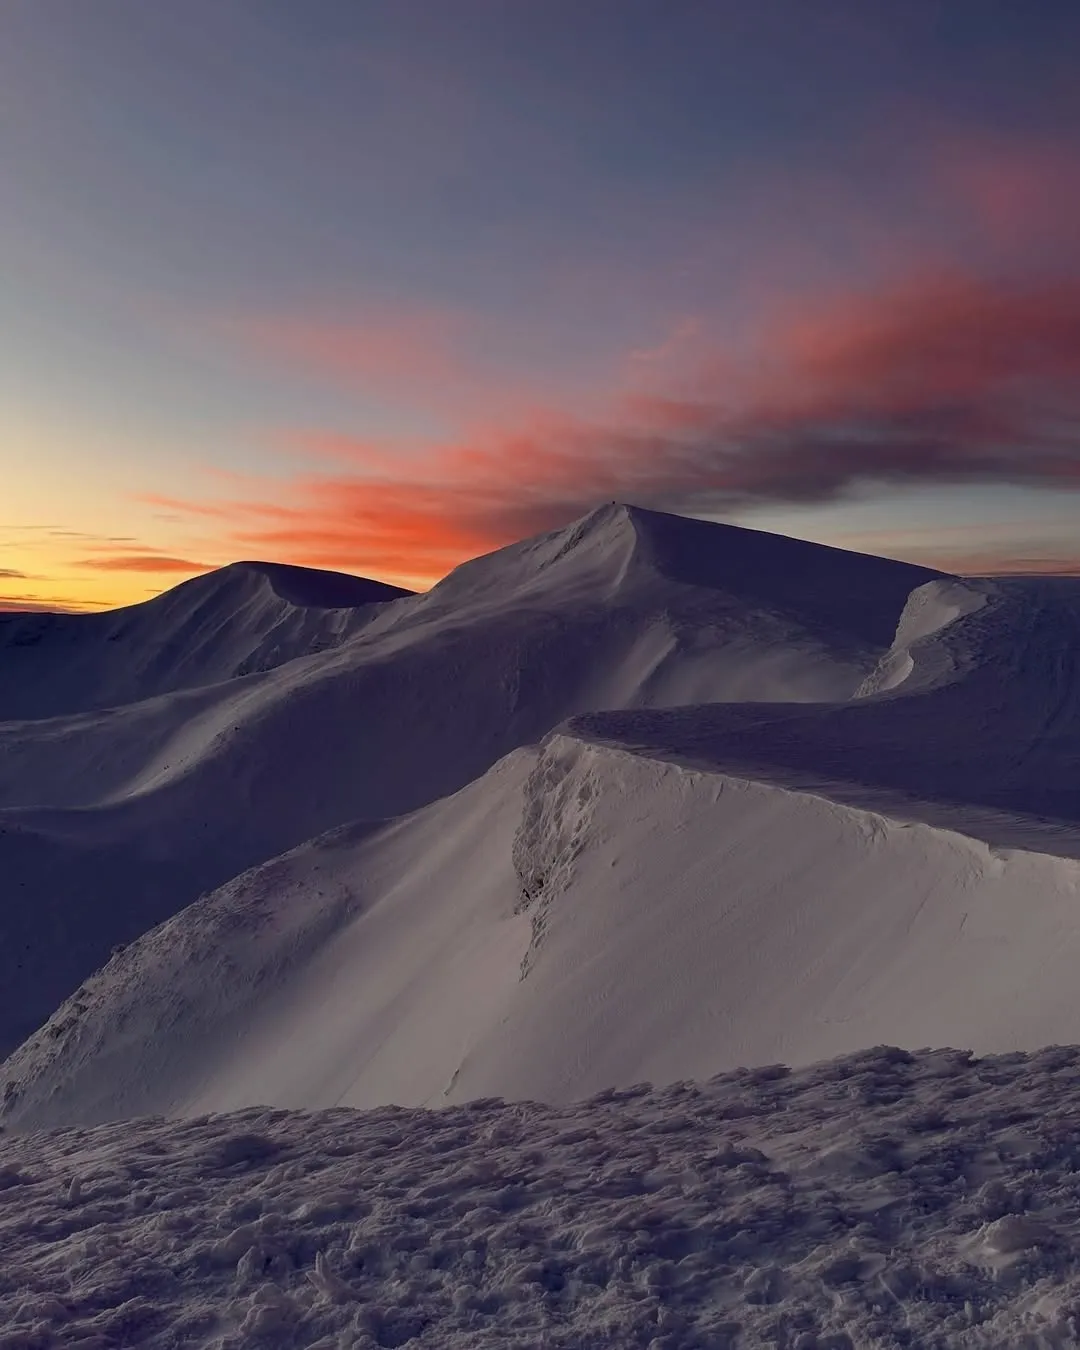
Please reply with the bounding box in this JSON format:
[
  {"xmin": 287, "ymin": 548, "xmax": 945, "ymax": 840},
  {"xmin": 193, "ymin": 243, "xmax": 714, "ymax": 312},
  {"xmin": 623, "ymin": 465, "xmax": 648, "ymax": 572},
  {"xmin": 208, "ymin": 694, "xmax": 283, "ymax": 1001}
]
[
  {"xmin": 6, "ymin": 1047, "xmax": 1080, "ymax": 1348},
  {"xmin": 855, "ymin": 577, "xmax": 991, "ymax": 697},
  {"xmin": 573, "ymin": 575, "xmax": 1080, "ymax": 854}
]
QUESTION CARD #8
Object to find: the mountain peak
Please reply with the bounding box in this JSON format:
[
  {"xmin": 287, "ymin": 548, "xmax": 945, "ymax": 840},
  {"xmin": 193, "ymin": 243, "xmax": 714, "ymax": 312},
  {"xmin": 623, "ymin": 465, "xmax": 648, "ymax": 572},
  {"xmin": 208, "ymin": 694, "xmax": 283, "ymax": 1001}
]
[
  {"xmin": 573, "ymin": 499, "xmax": 640, "ymax": 528},
  {"xmin": 211, "ymin": 561, "xmax": 413, "ymax": 610},
  {"xmin": 418, "ymin": 502, "xmax": 942, "ymax": 652}
]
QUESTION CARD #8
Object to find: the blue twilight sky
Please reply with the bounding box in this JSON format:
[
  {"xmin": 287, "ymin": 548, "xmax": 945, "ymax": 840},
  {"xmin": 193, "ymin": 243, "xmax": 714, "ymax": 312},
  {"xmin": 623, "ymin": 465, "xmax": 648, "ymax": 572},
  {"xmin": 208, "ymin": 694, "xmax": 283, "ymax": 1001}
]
[{"xmin": 2, "ymin": 1, "xmax": 1080, "ymax": 606}]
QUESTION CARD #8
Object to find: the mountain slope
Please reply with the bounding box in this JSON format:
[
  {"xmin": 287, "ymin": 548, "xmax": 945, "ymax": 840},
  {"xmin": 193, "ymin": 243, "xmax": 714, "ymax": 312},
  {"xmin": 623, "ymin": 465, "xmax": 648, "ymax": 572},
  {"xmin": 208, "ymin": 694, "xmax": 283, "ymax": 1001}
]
[
  {"xmin": 8, "ymin": 729, "xmax": 1080, "ymax": 1129},
  {"xmin": 0, "ymin": 507, "xmax": 941, "ymax": 837},
  {"xmin": 0, "ymin": 561, "xmax": 411, "ymax": 721}
]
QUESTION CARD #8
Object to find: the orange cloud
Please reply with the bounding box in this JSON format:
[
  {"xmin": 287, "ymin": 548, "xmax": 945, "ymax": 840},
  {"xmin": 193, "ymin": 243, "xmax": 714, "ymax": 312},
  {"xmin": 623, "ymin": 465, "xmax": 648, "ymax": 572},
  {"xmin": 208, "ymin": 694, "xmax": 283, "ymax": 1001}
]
[
  {"xmin": 0, "ymin": 592, "xmax": 111, "ymax": 613},
  {"xmin": 74, "ymin": 554, "xmax": 213, "ymax": 574},
  {"xmin": 156, "ymin": 270, "xmax": 1080, "ymax": 588}
]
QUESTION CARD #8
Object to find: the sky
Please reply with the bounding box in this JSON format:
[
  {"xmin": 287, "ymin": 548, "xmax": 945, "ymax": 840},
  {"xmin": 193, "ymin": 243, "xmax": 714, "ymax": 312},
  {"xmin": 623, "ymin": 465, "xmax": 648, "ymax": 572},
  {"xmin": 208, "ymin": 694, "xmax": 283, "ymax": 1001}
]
[{"xmin": 2, "ymin": 0, "xmax": 1080, "ymax": 610}]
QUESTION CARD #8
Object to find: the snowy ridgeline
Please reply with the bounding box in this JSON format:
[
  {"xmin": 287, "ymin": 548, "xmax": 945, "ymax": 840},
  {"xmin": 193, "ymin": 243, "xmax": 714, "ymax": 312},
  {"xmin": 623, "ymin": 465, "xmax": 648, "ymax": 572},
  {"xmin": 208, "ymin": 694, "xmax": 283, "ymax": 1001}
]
[
  {"xmin": 5, "ymin": 1048, "xmax": 1080, "ymax": 1349},
  {"xmin": 9, "ymin": 719, "xmax": 1080, "ymax": 1131}
]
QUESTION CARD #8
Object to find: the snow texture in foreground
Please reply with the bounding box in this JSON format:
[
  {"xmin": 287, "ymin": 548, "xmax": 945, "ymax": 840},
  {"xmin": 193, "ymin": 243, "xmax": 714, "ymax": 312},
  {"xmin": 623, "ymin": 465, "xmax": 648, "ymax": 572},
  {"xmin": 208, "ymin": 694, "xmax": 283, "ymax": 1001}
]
[{"xmin": 6, "ymin": 1047, "xmax": 1080, "ymax": 1348}]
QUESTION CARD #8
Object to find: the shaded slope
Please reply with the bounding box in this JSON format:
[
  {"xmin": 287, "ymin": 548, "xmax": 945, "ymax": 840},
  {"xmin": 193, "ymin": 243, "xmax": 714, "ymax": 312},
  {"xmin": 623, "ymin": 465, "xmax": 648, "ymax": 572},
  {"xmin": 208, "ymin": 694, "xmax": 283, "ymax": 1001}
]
[
  {"xmin": 0, "ymin": 561, "xmax": 411, "ymax": 721},
  {"xmin": 0, "ymin": 813, "xmax": 208, "ymax": 1052}
]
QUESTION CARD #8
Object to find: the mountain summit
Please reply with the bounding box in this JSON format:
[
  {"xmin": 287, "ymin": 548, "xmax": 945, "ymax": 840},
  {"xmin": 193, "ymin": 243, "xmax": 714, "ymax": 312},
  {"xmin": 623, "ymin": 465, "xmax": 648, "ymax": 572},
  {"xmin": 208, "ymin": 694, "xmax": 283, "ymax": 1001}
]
[
  {"xmin": 409, "ymin": 503, "xmax": 940, "ymax": 648},
  {"xmin": 0, "ymin": 561, "xmax": 411, "ymax": 721}
]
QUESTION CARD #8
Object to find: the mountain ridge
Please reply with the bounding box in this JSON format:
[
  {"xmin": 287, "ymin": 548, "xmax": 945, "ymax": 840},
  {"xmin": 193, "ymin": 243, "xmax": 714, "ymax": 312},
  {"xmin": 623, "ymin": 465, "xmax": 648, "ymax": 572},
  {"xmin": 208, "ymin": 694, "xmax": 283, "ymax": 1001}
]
[{"xmin": 0, "ymin": 505, "xmax": 955, "ymax": 1073}]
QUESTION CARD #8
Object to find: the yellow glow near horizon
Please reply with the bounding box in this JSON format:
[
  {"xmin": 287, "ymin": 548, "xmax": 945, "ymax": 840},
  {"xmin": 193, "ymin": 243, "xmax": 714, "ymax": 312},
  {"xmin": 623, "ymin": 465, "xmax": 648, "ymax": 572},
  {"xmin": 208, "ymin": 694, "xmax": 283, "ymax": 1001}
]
[{"xmin": 0, "ymin": 420, "xmax": 218, "ymax": 611}]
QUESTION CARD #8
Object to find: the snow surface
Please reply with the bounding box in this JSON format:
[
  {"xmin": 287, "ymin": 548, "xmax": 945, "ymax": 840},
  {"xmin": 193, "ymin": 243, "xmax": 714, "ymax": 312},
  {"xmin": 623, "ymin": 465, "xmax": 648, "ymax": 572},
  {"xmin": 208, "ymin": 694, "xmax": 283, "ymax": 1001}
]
[
  {"xmin": 5, "ymin": 509, "xmax": 1080, "ymax": 1118},
  {"xmin": 0, "ymin": 506, "xmax": 935, "ymax": 1059},
  {"xmin": 7, "ymin": 1047, "xmax": 1080, "ymax": 1348}
]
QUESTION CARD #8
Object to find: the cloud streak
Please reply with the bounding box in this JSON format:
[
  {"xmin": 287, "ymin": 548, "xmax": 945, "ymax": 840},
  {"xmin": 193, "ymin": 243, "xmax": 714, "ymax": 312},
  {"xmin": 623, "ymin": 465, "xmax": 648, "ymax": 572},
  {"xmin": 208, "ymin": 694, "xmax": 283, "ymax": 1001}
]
[
  {"xmin": 74, "ymin": 554, "xmax": 213, "ymax": 574},
  {"xmin": 0, "ymin": 593, "xmax": 111, "ymax": 613},
  {"xmin": 159, "ymin": 271, "xmax": 1080, "ymax": 586}
]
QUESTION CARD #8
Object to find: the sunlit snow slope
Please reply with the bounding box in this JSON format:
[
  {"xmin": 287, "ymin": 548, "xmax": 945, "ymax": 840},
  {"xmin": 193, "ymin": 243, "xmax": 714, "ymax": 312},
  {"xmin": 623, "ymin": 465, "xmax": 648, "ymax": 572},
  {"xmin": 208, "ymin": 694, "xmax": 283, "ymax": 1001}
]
[
  {"xmin": 0, "ymin": 505, "xmax": 936, "ymax": 1060},
  {"xmin": 8, "ymin": 724, "xmax": 1080, "ymax": 1130}
]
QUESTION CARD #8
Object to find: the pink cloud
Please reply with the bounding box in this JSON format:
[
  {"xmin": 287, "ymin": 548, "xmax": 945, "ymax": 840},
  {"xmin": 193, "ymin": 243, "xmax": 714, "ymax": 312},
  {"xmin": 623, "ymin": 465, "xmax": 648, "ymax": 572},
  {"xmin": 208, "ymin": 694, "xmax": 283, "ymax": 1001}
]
[
  {"xmin": 149, "ymin": 268, "xmax": 1080, "ymax": 587},
  {"xmin": 231, "ymin": 310, "xmax": 464, "ymax": 393}
]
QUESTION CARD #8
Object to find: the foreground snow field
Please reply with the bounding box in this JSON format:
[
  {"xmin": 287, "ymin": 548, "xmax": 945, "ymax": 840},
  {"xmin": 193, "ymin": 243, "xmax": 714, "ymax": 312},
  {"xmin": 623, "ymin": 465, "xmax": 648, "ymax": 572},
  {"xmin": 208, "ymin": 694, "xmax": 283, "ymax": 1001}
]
[{"xmin": 6, "ymin": 1046, "xmax": 1080, "ymax": 1349}]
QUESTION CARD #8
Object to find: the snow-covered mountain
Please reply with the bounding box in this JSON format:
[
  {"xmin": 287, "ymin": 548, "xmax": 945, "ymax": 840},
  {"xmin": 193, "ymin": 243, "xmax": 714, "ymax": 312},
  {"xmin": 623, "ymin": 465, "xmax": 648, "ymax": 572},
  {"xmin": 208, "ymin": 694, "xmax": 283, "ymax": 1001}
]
[
  {"xmin": 0, "ymin": 561, "xmax": 412, "ymax": 721},
  {"xmin": 574, "ymin": 573, "xmax": 1080, "ymax": 852},
  {"xmin": 9, "ymin": 723, "xmax": 1080, "ymax": 1129},
  {"xmin": 0, "ymin": 505, "xmax": 937, "ymax": 1061}
]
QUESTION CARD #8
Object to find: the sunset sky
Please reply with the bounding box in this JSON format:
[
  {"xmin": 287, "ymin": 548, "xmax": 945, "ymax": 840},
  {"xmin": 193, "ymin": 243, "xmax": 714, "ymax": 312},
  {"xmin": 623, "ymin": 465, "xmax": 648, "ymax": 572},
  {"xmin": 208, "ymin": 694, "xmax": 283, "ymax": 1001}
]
[{"xmin": 3, "ymin": 1, "xmax": 1080, "ymax": 611}]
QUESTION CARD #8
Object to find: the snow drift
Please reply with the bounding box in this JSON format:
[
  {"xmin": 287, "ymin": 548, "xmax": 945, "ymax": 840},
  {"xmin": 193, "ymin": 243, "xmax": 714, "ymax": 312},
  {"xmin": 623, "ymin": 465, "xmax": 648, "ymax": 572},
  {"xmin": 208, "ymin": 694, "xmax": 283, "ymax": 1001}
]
[{"xmin": 574, "ymin": 574, "xmax": 1080, "ymax": 853}]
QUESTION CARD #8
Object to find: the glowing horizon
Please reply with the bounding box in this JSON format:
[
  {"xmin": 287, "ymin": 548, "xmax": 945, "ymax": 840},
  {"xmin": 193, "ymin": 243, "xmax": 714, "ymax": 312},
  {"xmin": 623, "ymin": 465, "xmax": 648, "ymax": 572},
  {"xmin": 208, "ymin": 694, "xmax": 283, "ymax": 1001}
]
[{"xmin": 2, "ymin": 4, "xmax": 1079, "ymax": 612}]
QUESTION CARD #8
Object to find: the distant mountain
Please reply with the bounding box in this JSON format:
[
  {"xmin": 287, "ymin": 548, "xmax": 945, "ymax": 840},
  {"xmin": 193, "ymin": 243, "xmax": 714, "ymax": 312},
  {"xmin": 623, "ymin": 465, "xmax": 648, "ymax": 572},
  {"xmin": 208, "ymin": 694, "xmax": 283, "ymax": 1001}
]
[
  {"xmin": 0, "ymin": 561, "xmax": 411, "ymax": 721},
  {"xmin": 0, "ymin": 504, "xmax": 941, "ymax": 1072}
]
